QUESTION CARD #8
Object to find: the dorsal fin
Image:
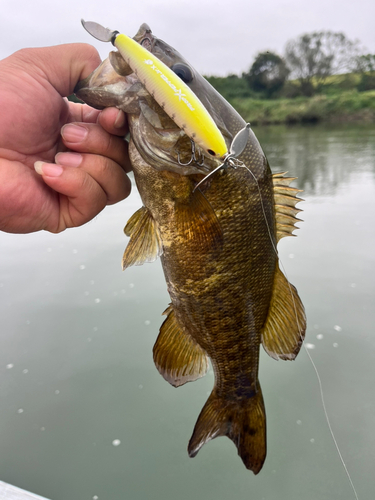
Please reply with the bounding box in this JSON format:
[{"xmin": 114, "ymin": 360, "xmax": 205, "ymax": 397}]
[{"xmin": 272, "ymin": 172, "xmax": 303, "ymax": 242}]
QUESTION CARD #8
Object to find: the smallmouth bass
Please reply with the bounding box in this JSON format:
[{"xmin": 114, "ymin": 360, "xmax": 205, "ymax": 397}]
[{"xmin": 76, "ymin": 23, "xmax": 306, "ymax": 473}]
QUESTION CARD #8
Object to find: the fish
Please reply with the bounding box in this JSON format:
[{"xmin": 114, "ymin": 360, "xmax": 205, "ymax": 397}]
[{"xmin": 75, "ymin": 22, "xmax": 306, "ymax": 474}]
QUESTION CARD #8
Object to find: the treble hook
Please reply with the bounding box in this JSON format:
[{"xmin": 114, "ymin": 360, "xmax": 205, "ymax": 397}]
[
  {"xmin": 195, "ymin": 144, "xmax": 205, "ymax": 167},
  {"xmin": 177, "ymin": 140, "xmax": 205, "ymax": 167},
  {"xmin": 193, "ymin": 123, "xmax": 251, "ymax": 192}
]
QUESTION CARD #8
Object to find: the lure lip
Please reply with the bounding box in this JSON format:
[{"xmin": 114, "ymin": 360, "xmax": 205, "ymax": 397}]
[{"xmin": 81, "ymin": 19, "xmax": 118, "ymax": 43}]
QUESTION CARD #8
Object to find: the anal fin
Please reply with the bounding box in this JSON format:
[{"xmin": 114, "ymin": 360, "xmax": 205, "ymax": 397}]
[
  {"xmin": 122, "ymin": 206, "xmax": 162, "ymax": 270},
  {"xmin": 261, "ymin": 264, "xmax": 306, "ymax": 360},
  {"xmin": 153, "ymin": 305, "xmax": 209, "ymax": 387}
]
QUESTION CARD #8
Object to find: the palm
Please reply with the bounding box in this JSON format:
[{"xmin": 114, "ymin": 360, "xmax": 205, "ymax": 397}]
[{"xmin": 0, "ymin": 71, "xmax": 68, "ymax": 230}]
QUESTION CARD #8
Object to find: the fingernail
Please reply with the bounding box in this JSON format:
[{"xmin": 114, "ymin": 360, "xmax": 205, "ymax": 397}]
[
  {"xmin": 55, "ymin": 152, "xmax": 82, "ymax": 167},
  {"xmin": 61, "ymin": 124, "xmax": 88, "ymax": 143},
  {"xmin": 114, "ymin": 110, "xmax": 126, "ymax": 129},
  {"xmin": 34, "ymin": 161, "xmax": 63, "ymax": 177}
]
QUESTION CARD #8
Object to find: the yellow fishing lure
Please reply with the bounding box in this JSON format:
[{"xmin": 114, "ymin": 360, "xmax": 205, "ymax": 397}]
[{"xmin": 81, "ymin": 21, "xmax": 228, "ymax": 159}]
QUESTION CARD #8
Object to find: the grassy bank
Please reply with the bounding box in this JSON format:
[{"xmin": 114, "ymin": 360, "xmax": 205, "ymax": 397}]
[
  {"xmin": 229, "ymin": 90, "xmax": 375, "ymax": 125},
  {"xmin": 206, "ymin": 72, "xmax": 375, "ymax": 125}
]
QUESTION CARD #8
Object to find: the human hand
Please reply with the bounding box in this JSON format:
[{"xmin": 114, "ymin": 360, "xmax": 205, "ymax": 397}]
[{"xmin": 0, "ymin": 44, "xmax": 131, "ymax": 234}]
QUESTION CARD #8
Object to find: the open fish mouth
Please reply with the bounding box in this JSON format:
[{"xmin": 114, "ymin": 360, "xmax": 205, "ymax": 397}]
[
  {"xmin": 75, "ymin": 58, "xmax": 144, "ymax": 113},
  {"xmin": 75, "ymin": 56, "xmax": 218, "ymax": 175},
  {"xmin": 75, "ymin": 23, "xmax": 230, "ymax": 175}
]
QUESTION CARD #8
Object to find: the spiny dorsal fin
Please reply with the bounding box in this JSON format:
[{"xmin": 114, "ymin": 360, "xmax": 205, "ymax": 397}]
[
  {"xmin": 153, "ymin": 305, "xmax": 209, "ymax": 387},
  {"xmin": 261, "ymin": 263, "xmax": 306, "ymax": 360},
  {"xmin": 273, "ymin": 172, "xmax": 303, "ymax": 242},
  {"xmin": 122, "ymin": 206, "xmax": 162, "ymax": 270}
]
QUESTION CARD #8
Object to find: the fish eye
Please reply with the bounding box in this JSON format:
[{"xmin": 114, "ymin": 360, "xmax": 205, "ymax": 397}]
[
  {"xmin": 171, "ymin": 63, "xmax": 193, "ymax": 84},
  {"xmin": 140, "ymin": 38, "xmax": 152, "ymax": 51}
]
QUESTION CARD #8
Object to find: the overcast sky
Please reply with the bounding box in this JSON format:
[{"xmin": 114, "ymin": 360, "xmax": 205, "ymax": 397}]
[{"xmin": 1, "ymin": 0, "xmax": 374, "ymax": 76}]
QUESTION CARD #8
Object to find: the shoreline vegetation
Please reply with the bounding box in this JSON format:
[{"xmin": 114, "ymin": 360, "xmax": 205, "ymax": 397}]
[
  {"xmin": 205, "ymin": 31, "xmax": 375, "ymax": 126},
  {"xmin": 232, "ymin": 89, "xmax": 375, "ymax": 126},
  {"xmin": 206, "ymin": 74, "xmax": 375, "ymax": 126}
]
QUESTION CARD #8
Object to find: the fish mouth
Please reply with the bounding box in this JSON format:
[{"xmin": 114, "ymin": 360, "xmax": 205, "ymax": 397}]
[
  {"xmin": 75, "ymin": 59, "xmax": 218, "ymax": 175},
  {"xmin": 74, "ymin": 58, "xmax": 142, "ymax": 113},
  {"xmin": 75, "ymin": 24, "xmax": 225, "ymax": 175}
]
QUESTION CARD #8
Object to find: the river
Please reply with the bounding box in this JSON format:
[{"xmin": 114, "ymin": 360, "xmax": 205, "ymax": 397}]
[{"xmin": 1, "ymin": 124, "xmax": 374, "ymax": 500}]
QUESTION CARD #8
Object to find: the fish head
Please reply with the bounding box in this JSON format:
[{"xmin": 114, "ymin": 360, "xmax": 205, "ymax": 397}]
[{"xmin": 75, "ymin": 23, "xmax": 238, "ymax": 175}]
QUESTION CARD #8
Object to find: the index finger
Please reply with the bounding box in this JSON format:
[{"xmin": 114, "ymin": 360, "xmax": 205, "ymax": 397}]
[
  {"xmin": 67, "ymin": 100, "xmax": 101, "ymax": 123},
  {"xmin": 98, "ymin": 108, "xmax": 129, "ymax": 137}
]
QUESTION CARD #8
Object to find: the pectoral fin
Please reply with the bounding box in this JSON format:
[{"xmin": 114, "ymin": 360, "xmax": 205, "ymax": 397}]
[
  {"xmin": 122, "ymin": 206, "xmax": 162, "ymax": 270},
  {"xmin": 153, "ymin": 305, "xmax": 209, "ymax": 387},
  {"xmin": 175, "ymin": 188, "xmax": 224, "ymax": 253},
  {"xmin": 261, "ymin": 264, "xmax": 306, "ymax": 360}
]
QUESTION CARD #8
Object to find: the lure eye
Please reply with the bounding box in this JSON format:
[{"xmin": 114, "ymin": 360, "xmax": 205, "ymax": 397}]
[{"xmin": 171, "ymin": 63, "xmax": 193, "ymax": 84}]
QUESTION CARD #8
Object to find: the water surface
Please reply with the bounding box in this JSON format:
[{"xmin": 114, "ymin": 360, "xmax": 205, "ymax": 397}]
[{"xmin": 1, "ymin": 124, "xmax": 374, "ymax": 500}]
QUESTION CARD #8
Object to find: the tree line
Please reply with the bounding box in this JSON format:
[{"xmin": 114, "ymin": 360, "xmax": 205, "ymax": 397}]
[{"xmin": 207, "ymin": 30, "xmax": 375, "ymax": 99}]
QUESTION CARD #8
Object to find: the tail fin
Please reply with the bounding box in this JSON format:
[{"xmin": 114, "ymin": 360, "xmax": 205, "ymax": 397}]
[{"xmin": 188, "ymin": 382, "xmax": 266, "ymax": 474}]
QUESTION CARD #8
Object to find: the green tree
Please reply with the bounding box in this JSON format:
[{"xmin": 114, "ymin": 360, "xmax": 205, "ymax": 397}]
[
  {"xmin": 285, "ymin": 31, "xmax": 360, "ymax": 96},
  {"xmin": 243, "ymin": 52, "xmax": 289, "ymax": 97},
  {"xmin": 356, "ymin": 54, "xmax": 375, "ymax": 91},
  {"xmin": 356, "ymin": 53, "xmax": 375, "ymax": 72}
]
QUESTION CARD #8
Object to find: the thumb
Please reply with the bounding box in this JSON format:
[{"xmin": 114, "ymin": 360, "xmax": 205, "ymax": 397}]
[{"xmin": 18, "ymin": 43, "xmax": 102, "ymax": 98}]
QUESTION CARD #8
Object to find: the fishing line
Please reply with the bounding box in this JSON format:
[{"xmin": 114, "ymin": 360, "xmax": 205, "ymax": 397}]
[
  {"xmin": 303, "ymin": 343, "xmax": 359, "ymax": 500},
  {"xmin": 239, "ymin": 163, "xmax": 359, "ymax": 500}
]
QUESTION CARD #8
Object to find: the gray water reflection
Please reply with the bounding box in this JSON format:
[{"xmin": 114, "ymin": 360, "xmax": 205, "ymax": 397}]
[
  {"xmin": 0, "ymin": 124, "xmax": 374, "ymax": 500},
  {"xmin": 257, "ymin": 124, "xmax": 375, "ymax": 196}
]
